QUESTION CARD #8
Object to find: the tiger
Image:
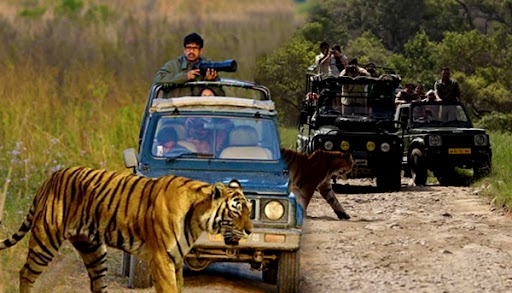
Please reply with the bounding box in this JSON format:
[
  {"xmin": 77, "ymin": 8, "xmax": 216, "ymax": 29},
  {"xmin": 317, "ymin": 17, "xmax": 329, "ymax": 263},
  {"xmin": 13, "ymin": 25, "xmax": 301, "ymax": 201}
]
[
  {"xmin": 0, "ymin": 167, "xmax": 252, "ymax": 293},
  {"xmin": 281, "ymin": 148, "xmax": 353, "ymax": 220}
]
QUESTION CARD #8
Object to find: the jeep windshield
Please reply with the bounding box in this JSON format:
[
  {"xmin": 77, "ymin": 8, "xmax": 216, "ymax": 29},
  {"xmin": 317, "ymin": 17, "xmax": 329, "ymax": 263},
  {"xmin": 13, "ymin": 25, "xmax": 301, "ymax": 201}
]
[
  {"xmin": 410, "ymin": 104, "xmax": 472, "ymax": 128},
  {"xmin": 151, "ymin": 115, "xmax": 280, "ymax": 161}
]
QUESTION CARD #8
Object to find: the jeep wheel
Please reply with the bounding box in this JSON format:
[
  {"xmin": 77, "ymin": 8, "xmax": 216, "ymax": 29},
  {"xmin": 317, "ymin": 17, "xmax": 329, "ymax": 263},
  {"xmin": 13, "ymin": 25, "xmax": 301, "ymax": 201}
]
[
  {"xmin": 185, "ymin": 257, "xmax": 211, "ymax": 271},
  {"xmin": 277, "ymin": 250, "xmax": 300, "ymax": 293},
  {"xmin": 262, "ymin": 261, "xmax": 278, "ymax": 284},
  {"xmin": 129, "ymin": 255, "xmax": 152, "ymax": 288},
  {"xmin": 410, "ymin": 148, "xmax": 427, "ymax": 186},
  {"xmin": 376, "ymin": 165, "xmax": 401, "ymax": 192},
  {"xmin": 121, "ymin": 252, "xmax": 131, "ymax": 277},
  {"xmin": 435, "ymin": 168, "xmax": 457, "ymax": 186},
  {"xmin": 474, "ymin": 154, "xmax": 492, "ymax": 179}
]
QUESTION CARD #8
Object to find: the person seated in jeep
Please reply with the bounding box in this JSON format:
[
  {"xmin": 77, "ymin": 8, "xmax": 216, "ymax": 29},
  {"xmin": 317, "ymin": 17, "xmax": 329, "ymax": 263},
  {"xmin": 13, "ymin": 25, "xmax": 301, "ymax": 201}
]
[
  {"xmin": 412, "ymin": 105, "xmax": 426, "ymax": 122},
  {"xmin": 155, "ymin": 127, "xmax": 189, "ymax": 156}
]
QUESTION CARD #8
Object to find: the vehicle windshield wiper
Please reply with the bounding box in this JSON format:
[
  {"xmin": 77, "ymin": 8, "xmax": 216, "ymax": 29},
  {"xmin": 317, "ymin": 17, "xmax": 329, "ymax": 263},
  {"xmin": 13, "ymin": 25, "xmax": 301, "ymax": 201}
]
[{"xmin": 165, "ymin": 152, "xmax": 214, "ymax": 162}]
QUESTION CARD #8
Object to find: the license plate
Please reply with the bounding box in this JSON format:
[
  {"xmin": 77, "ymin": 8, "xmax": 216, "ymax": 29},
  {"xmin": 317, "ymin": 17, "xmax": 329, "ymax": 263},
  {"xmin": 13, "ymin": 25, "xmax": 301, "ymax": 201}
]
[{"xmin": 448, "ymin": 148, "xmax": 471, "ymax": 154}]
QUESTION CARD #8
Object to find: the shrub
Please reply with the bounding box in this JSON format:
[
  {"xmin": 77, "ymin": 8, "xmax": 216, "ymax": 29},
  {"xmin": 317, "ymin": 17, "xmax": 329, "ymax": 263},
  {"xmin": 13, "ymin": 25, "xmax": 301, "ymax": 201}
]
[{"xmin": 475, "ymin": 113, "xmax": 512, "ymax": 132}]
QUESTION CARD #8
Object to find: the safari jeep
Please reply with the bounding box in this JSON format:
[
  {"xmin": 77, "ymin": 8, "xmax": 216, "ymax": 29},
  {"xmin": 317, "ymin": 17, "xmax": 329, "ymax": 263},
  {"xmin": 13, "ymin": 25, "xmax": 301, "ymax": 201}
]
[
  {"xmin": 297, "ymin": 70, "xmax": 404, "ymax": 191},
  {"xmin": 122, "ymin": 80, "xmax": 302, "ymax": 292},
  {"xmin": 395, "ymin": 101, "xmax": 492, "ymax": 186}
]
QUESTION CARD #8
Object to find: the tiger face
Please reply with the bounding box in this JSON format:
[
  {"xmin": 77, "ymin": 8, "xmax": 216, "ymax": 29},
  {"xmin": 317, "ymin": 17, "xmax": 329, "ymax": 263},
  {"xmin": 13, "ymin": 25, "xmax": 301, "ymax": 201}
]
[
  {"xmin": 322, "ymin": 150, "xmax": 354, "ymax": 178},
  {"xmin": 318, "ymin": 150, "xmax": 354, "ymax": 178},
  {"xmin": 209, "ymin": 179, "xmax": 253, "ymax": 246}
]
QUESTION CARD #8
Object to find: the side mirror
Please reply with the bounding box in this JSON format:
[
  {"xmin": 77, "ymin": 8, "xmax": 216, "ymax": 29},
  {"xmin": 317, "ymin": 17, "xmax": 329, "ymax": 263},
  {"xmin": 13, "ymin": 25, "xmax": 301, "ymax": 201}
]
[{"xmin": 123, "ymin": 148, "xmax": 139, "ymax": 169}]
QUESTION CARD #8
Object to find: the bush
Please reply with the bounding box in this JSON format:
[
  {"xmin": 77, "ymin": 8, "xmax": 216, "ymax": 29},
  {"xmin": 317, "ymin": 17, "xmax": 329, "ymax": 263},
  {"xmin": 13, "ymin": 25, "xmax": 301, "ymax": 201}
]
[{"xmin": 475, "ymin": 113, "xmax": 512, "ymax": 132}]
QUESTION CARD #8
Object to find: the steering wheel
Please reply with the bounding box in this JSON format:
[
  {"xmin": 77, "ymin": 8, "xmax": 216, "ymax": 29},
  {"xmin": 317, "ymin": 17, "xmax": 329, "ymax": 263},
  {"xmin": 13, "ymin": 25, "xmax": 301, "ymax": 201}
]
[{"xmin": 163, "ymin": 147, "xmax": 189, "ymax": 157}]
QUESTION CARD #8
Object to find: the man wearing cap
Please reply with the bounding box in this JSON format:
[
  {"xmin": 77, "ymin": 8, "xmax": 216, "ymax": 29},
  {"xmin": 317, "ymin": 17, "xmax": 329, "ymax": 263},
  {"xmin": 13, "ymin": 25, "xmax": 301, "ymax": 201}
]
[{"xmin": 154, "ymin": 32, "xmax": 219, "ymax": 85}]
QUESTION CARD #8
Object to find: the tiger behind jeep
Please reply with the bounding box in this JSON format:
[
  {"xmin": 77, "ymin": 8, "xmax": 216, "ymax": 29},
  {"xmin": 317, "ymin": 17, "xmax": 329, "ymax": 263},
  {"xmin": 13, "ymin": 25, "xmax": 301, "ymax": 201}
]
[{"xmin": 281, "ymin": 148, "xmax": 353, "ymax": 220}]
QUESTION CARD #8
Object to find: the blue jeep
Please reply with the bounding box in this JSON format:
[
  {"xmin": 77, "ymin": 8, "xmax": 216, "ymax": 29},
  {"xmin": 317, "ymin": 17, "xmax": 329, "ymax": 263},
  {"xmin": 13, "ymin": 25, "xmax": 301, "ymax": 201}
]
[{"xmin": 122, "ymin": 80, "xmax": 302, "ymax": 292}]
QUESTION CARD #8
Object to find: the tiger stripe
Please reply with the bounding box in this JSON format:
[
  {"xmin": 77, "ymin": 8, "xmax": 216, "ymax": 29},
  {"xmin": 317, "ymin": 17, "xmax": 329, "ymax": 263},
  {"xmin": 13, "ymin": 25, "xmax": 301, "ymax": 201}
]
[{"xmin": 281, "ymin": 148, "xmax": 353, "ymax": 220}]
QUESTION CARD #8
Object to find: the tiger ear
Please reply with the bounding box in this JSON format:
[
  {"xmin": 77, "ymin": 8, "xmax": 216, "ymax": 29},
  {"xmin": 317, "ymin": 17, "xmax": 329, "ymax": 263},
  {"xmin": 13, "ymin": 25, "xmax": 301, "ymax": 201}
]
[
  {"xmin": 228, "ymin": 179, "xmax": 242, "ymax": 189},
  {"xmin": 212, "ymin": 182, "xmax": 225, "ymax": 200}
]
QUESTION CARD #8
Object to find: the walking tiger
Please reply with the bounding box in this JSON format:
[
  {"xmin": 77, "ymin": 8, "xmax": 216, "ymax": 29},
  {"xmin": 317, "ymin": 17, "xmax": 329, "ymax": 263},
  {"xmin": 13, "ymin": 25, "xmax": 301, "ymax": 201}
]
[
  {"xmin": 0, "ymin": 167, "xmax": 252, "ymax": 293},
  {"xmin": 281, "ymin": 148, "xmax": 353, "ymax": 220}
]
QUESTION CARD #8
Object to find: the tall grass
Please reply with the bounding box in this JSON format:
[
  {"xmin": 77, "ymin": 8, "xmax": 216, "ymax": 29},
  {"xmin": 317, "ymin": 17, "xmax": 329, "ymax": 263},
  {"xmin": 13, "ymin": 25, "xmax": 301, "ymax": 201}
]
[
  {"xmin": 279, "ymin": 126, "xmax": 299, "ymax": 149},
  {"xmin": 482, "ymin": 132, "xmax": 512, "ymax": 209}
]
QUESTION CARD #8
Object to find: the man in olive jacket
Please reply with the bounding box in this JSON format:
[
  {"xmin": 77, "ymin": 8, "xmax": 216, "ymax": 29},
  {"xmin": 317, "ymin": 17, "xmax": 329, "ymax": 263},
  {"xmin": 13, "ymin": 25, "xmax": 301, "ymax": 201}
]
[{"xmin": 153, "ymin": 33, "xmax": 220, "ymax": 95}]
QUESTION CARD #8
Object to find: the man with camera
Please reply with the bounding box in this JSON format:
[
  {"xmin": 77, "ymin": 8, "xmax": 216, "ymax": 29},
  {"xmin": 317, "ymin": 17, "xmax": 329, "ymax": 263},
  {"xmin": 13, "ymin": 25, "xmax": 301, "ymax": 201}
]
[
  {"xmin": 153, "ymin": 32, "xmax": 220, "ymax": 85},
  {"xmin": 315, "ymin": 42, "xmax": 347, "ymax": 76}
]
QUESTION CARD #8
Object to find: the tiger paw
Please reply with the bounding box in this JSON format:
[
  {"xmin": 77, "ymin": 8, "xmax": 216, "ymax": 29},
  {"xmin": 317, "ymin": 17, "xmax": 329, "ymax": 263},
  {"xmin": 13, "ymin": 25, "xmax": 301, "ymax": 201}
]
[{"xmin": 335, "ymin": 211, "xmax": 351, "ymax": 220}]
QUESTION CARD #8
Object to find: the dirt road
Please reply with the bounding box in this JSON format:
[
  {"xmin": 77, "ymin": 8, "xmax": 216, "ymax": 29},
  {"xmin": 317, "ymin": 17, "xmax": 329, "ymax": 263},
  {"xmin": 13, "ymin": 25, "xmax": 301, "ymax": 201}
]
[
  {"xmin": 4, "ymin": 181, "xmax": 512, "ymax": 293},
  {"xmin": 300, "ymin": 181, "xmax": 512, "ymax": 293}
]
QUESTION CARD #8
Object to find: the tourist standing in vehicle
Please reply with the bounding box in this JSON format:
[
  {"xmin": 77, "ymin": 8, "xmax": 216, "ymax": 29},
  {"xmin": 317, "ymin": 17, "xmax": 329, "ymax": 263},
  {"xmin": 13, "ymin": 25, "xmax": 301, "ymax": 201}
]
[
  {"xmin": 365, "ymin": 62, "xmax": 379, "ymax": 77},
  {"xmin": 434, "ymin": 67, "xmax": 462, "ymax": 102},
  {"xmin": 315, "ymin": 42, "xmax": 341, "ymax": 76},
  {"xmin": 395, "ymin": 83, "xmax": 421, "ymax": 107},
  {"xmin": 332, "ymin": 44, "xmax": 348, "ymax": 74},
  {"xmin": 153, "ymin": 33, "xmax": 219, "ymax": 85},
  {"xmin": 414, "ymin": 84, "xmax": 426, "ymax": 100},
  {"xmin": 422, "ymin": 90, "xmax": 441, "ymax": 102}
]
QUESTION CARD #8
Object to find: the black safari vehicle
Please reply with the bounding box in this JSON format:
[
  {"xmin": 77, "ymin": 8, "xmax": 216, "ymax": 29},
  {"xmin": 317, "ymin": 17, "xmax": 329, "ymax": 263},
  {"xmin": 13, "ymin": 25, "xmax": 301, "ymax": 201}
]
[
  {"xmin": 297, "ymin": 70, "xmax": 404, "ymax": 191},
  {"xmin": 395, "ymin": 101, "xmax": 492, "ymax": 186},
  {"xmin": 122, "ymin": 79, "xmax": 302, "ymax": 293}
]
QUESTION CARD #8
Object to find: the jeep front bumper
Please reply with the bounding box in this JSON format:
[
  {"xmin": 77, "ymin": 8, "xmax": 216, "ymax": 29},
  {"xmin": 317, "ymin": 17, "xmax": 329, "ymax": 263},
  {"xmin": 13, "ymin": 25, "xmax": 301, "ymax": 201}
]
[{"xmin": 192, "ymin": 227, "xmax": 301, "ymax": 251}]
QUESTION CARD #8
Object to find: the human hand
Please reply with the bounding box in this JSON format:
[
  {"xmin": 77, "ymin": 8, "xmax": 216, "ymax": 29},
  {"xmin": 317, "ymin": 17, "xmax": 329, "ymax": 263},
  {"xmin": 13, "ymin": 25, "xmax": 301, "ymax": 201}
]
[
  {"xmin": 187, "ymin": 69, "xmax": 201, "ymax": 80},
  {"xmin": 205, "ymin": 68, "xmax": 218, "ymax": 81}
]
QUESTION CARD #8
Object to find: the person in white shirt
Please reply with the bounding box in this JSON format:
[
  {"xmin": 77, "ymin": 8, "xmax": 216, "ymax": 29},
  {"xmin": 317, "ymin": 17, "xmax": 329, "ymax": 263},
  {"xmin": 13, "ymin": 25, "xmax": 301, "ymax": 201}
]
[{"xmin": 314, "ymin": 42, "xmax": 345, "ymax": 76}]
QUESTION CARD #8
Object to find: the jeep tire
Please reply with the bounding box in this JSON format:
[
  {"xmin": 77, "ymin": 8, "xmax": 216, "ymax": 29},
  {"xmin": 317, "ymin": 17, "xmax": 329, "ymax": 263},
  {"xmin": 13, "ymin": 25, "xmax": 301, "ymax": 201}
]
[
  {"xmin": 129, "ymin": 255, "xmax": 152, "ymax": 288},
  {"xmin": 262, "ymin": 261, "xmax": 278, "ymax": 284},
  {"xmin": 277, "ymin": 250, "xmax": 300, "ymax": 293},
  {"xmin": 474, "ymin": 154, "xmax": 492, "ymax": 179},
  {"xmin": 435, "ymin": 167, "xmax": 458, "ymax": 186},
  {"xmin": 376, "ymin": 164, "xmax": 401, "ymax": 192}
]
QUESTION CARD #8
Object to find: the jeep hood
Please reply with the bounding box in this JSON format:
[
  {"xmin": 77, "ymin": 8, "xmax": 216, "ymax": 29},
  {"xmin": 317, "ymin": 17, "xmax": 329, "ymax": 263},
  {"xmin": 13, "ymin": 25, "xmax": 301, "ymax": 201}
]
[
  {"xmin": 411, "ymin": 127, "xmax": 488, "ymax": 135},
  {"xmin": 141, "ymin": 169, "xmax": 290, "ymax": 195}
]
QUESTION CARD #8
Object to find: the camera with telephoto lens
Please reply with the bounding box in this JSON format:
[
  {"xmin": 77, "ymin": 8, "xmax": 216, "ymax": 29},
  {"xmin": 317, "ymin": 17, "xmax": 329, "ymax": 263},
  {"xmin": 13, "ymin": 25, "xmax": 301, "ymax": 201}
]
[{"xmin": 193, "ymin": 59, "xmax": 238, "ymax": 74}]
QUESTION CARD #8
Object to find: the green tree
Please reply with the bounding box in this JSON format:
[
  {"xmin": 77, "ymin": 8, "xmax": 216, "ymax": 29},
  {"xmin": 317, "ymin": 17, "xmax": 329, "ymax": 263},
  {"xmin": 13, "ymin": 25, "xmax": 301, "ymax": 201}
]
[
  {"xmin": 345, "ymin": 31, "xmax": 392, "ymax": 66},
  {"xmin": 389, "ymin": 32, "xmax": 437, "ymax": 87},
  {"xmin": 307, "ymin": 0, "xmax": 350, "ymax": 46},
  {"xmin": 255, "ymin": 35, "xmax": 316, "ymax": 126}
]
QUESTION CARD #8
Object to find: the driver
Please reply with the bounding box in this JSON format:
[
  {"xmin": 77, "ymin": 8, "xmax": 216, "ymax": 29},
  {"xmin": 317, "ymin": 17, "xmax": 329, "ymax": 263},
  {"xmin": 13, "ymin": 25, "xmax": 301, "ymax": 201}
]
[
  {"xmin": 412, "ymin": 106, "xmax": 426, "ymax": 122},
  {"xmin": 156, "ymin": 127, "xmax": 188, "ymax": 156}
]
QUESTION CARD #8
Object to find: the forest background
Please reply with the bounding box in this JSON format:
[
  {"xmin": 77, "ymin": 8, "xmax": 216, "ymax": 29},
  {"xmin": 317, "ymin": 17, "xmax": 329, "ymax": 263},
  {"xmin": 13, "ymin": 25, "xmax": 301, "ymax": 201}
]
[{"xmin": 1, "ymin": 0, "xmax": 512, "ymax": 287}]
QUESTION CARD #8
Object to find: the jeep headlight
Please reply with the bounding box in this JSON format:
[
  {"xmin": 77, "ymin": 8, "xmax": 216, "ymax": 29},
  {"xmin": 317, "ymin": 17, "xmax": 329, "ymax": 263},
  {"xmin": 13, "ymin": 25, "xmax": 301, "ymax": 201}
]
[
  {"xmin": 380, "ymin": 142, "xmax": 391, "ymax": 152},
  {"xmin": 366, "ymin": 141, "xmax": 376, "ymax": 151},
  {"xmin": 428, "ymin": 135, "xmax": 442, "ymax": 146},
  {"xmin": 340, "ymin": 140, "xmax": 350, "ymax": 151},
  {"xmin": 264, "ymin": 201, "xmax": 285, "ymax": 221},
  {"xmin": 324, "ymin": 140, "xmax": 334, "ymax": 150},
  {"xmin": 474, "ymin": 134, "xmax": 487, "ymax": 146}
]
